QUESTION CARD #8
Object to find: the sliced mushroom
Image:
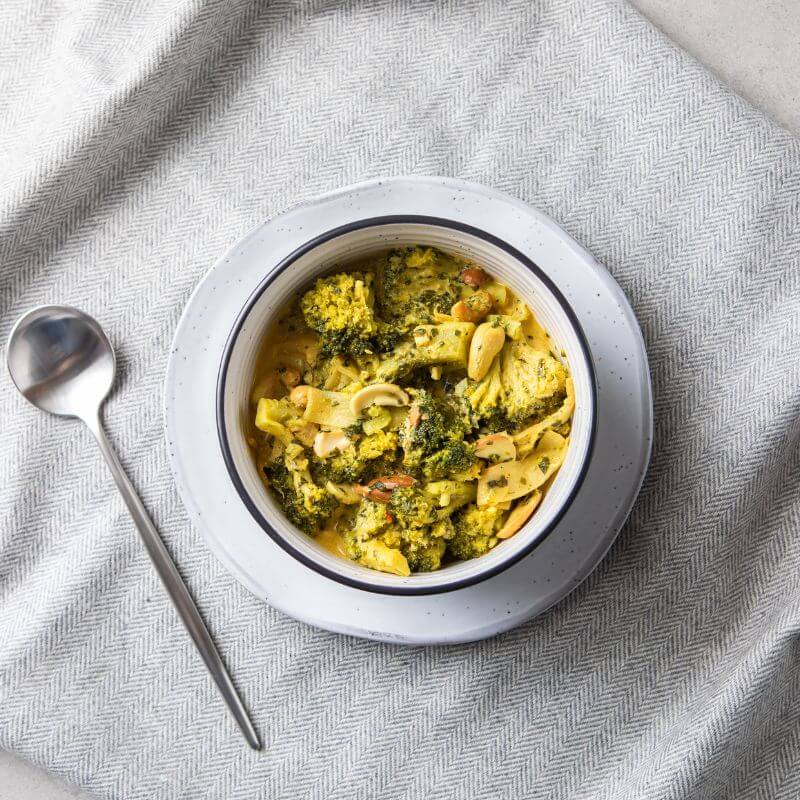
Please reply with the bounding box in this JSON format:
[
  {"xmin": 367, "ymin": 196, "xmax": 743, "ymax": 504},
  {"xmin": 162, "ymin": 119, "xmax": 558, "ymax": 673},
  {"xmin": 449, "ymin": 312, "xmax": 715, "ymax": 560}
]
[
  {"xmin": 474, "ymin": 432, "xmax": 516, "ymax": 463},
  {"xmin": 468, "ymin": 322, "xmax": 505, "ymax": 380},
  {"xmin": 313, "ymin": 430, "xmax": 352, "ymax": 458},
  {"xmin": 496, "ymin": 491, "xmax": 542, "ymax": 539},
  {"xmin": 349, "ymin": 383, "xmax": 410, "ymax": 417},
  {"xmin": 289, "ymin": 385, "xmax": 310, "ymax": 408}
]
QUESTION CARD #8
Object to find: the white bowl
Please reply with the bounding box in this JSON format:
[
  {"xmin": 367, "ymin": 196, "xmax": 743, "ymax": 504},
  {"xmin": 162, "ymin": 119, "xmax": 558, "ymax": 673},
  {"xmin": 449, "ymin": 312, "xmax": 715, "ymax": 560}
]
[{"xmin": 217, "ymin": 216, "xmax": 597, "ymax": 595}]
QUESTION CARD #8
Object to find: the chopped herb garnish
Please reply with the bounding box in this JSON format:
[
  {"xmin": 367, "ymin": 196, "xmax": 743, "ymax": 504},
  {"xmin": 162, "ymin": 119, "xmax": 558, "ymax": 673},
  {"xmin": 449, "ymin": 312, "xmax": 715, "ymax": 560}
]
[{"xmin": 538, "ymin": 456, "xmax": 550, "ymax": 474}]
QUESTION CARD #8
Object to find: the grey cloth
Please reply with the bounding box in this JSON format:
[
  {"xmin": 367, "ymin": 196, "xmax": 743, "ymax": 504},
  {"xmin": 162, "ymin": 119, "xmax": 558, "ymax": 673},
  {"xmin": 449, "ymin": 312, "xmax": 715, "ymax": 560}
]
[{"xmin": 1, "ymin": 0, "xmax": 799, "ymax": 798}]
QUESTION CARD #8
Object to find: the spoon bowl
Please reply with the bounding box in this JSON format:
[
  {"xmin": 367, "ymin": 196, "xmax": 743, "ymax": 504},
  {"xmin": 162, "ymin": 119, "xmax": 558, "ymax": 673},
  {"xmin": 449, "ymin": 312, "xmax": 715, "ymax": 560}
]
[{"xmin": 7, "ymin": 306, "xmax": 114, "ymax": 419}]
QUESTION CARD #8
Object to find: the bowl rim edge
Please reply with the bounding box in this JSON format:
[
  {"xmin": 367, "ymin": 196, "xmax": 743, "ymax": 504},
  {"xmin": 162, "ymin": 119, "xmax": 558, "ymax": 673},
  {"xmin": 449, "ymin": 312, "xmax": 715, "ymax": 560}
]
[{"xmin": 216, "ymin": 214, "xmax": 598, "ymax": 596}]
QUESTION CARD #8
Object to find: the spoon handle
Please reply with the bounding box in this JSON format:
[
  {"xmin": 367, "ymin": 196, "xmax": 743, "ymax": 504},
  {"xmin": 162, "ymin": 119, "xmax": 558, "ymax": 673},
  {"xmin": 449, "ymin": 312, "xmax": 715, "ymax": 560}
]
[{"xmin": 83, "ymin": 410, "xmax": 261, "ymax": 750}]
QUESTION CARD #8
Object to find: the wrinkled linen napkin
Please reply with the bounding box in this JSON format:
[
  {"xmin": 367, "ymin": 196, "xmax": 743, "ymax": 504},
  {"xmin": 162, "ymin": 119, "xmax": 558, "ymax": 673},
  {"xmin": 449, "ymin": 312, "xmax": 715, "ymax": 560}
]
[{"xmin": 1, "ymin": 0, "xmax": 799, "ymax": 798}]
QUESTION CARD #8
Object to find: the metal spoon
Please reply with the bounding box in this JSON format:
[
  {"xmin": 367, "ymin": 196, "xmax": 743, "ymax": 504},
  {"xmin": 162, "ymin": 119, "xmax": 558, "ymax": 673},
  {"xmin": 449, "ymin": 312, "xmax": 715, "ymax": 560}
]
[{"xmin": 6, "ymin": 305, "xmax": 261, "ymax": 750}]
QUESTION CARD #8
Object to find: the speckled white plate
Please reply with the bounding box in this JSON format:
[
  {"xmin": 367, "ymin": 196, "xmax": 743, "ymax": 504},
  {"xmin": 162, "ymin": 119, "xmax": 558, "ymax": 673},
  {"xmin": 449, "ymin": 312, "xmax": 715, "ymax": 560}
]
[{"xmin": 164, "ymin": 176, "xmax": 652, "ymax": 644}]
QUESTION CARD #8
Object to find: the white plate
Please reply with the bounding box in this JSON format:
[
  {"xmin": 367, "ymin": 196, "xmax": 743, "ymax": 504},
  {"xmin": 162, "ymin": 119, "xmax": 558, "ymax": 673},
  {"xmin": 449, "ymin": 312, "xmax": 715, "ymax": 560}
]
[{"xmin": 164, "ymin": 176, "xmax": 652, "ymax": 644}]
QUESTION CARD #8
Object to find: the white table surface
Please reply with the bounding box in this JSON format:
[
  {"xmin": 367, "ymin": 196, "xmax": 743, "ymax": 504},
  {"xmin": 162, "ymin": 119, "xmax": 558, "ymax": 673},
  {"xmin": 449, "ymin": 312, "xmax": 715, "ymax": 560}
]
[{"xmin": 2, "ymin": 1, "xmax": 798, "ymax": 797}]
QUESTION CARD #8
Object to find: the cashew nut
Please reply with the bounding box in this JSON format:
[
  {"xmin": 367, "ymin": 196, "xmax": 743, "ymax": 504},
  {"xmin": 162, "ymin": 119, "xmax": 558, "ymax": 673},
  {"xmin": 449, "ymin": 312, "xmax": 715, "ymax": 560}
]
[
  {"xmin": 349, "ymin": 383, "xmax": 410, "ymax": 416},
  {"xmin": 496, "ymin": 491, "xmax": 542, "ymax": 539},
  {"xmin": 474, "ymin": 432, "xmax": 516, "ymax": 463},
  {"xmin": 451, "ymin": 290, "xmax": 493, "ymax": 323},
  {"xmin": 313, "ymin": 430, "xmax": 352, "ymax": 458},
  {"xmin": 451, "ymin": 302, "xmax": 476, "ymax": 322},
  {"xmin": 459, "ymin": 266, "xmax": 490, "ymax": 287},
  {"xmin": 289, "ymin": 385, "xmax": 310, "ymax": 408},
  {"xmin": 468, "ymin": 322, "xmax": 505, "ymax": 380}
]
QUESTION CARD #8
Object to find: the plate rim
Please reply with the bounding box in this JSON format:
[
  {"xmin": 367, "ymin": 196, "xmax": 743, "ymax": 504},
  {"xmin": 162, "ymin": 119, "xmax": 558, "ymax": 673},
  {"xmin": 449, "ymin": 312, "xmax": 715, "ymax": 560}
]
[{"xmin": 163, "ymin": 175, "xmax": 653, "ymax": 644}]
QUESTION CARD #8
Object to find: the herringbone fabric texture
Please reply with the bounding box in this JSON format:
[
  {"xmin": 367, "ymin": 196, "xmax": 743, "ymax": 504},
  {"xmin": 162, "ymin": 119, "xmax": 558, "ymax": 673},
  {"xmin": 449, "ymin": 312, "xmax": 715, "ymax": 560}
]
[{"xmin": 1, "ymin": 0, "xmax": 799, "ymax": 798}]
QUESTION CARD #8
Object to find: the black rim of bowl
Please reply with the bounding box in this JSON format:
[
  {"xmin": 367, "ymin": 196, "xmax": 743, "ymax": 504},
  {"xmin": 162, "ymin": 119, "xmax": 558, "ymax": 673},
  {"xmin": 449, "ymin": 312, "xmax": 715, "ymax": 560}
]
[{"xmin": 217, "ymin": 215, "xmax": 598, "ymax": 596}]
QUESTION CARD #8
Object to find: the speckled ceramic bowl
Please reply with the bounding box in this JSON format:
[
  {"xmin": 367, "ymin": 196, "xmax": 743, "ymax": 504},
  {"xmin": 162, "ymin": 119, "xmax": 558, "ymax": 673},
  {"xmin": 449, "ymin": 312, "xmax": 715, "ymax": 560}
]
[{"xmin": 217, "ymin": 216, "xmax": 597, "ymax": 595}]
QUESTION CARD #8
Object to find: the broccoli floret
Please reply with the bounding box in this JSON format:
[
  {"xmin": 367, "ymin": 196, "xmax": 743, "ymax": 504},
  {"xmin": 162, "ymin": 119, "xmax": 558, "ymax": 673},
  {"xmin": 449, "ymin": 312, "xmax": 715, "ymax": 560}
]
[
  {"xmin": 264, "ymin": 461, "xmax": 335, "ymax": 533},
  {"xmin": 389, "ymin": 487, "xmax": 436, "ymax": 529},
  {"xmin": 344, "ymin": 500, "xmax": 391, "ymax": 553},
  {"xmin": 311, "ymin": 453, "xmax": 359, "ymax": 485},
  {"xmin": 343, "ymin": 500, "xmax": 417, "ymax": 576},
  {"xmin": 479, "ymin": 405, "xmax": 514, "ymax": 434},
  {"xmin": 403, "ymin": 534, "xmax": 446, "ymax": 572},
  {"xmin": 423, "ymin": 480, "xmax": 476, "ymax": 517},
  {"xmin": 344, "ymin": 502, "xmax": 409, "ymax": 576},
  {"xmin": 255, "ymin": 397, "xmax": 296, "ymax": 441},
  {"xmin": 463, "ymin": 340, "xmax": 567, "ymax": 430},
  {"xmin": 371, "ymin": 340, "xmax": 415, "ymax": 383},
  {"xmin": 373, "ymin": 325, "xmax": 403, "ymax": 353},
  {"xmin": 374, "ymin": 322, "xmax": 475, "ymax": 383},
  {"xmin": 421, "ymin": 440, "xmax": 475, "ymax": 481},
  {"xmin": 430, "ymin": 517, "xmax": 456, "ymax": 541},
  {"xmin": 379, "ymin": 514, "xmax": 449, "ymax": 572},
  {"xmin": 346, "ymin": 487, "xmax": 468, "ymax": 573},
  {"xmin": 461, "ymin": 357, "xmax": 504, "ymax": 425},
  {"xmin": 388, "ymin": 480, "xmax": 475, "ymax": 530},
  {"xmin": 311, "ymin": 430, "xmax": 398, "ymax": 484},
  {"xmin": 449, "ymin": 503, "xmax": 508, "ymax": 560},
  {"xmin": 300, "ymin": 272, "xmax": 382, "ymax": 357},
  {"xmin": 502, "ymin": 341, "xmax": 568, "ymax": 421},
  {"xmin": 401, "ymin": 390, "xmax": 472, "ymax": 474},
  {"xmin": 375, "ymin": 247, "xmax": 463, "ymax": 332}
]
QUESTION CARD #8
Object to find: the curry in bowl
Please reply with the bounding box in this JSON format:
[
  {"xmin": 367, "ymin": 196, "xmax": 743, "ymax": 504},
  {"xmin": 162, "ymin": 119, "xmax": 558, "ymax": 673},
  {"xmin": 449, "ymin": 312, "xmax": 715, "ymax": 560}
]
[{"xmin": 249, "ymin": 246, "xmax": 574, "ymax": 576}]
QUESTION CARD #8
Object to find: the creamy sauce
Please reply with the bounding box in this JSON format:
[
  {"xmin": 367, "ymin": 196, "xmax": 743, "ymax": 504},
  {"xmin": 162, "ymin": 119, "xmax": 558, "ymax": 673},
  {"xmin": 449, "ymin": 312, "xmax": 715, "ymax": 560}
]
[{"xmin": 315, "ymin": 527, "xmax": 348, "ymax": 558}]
